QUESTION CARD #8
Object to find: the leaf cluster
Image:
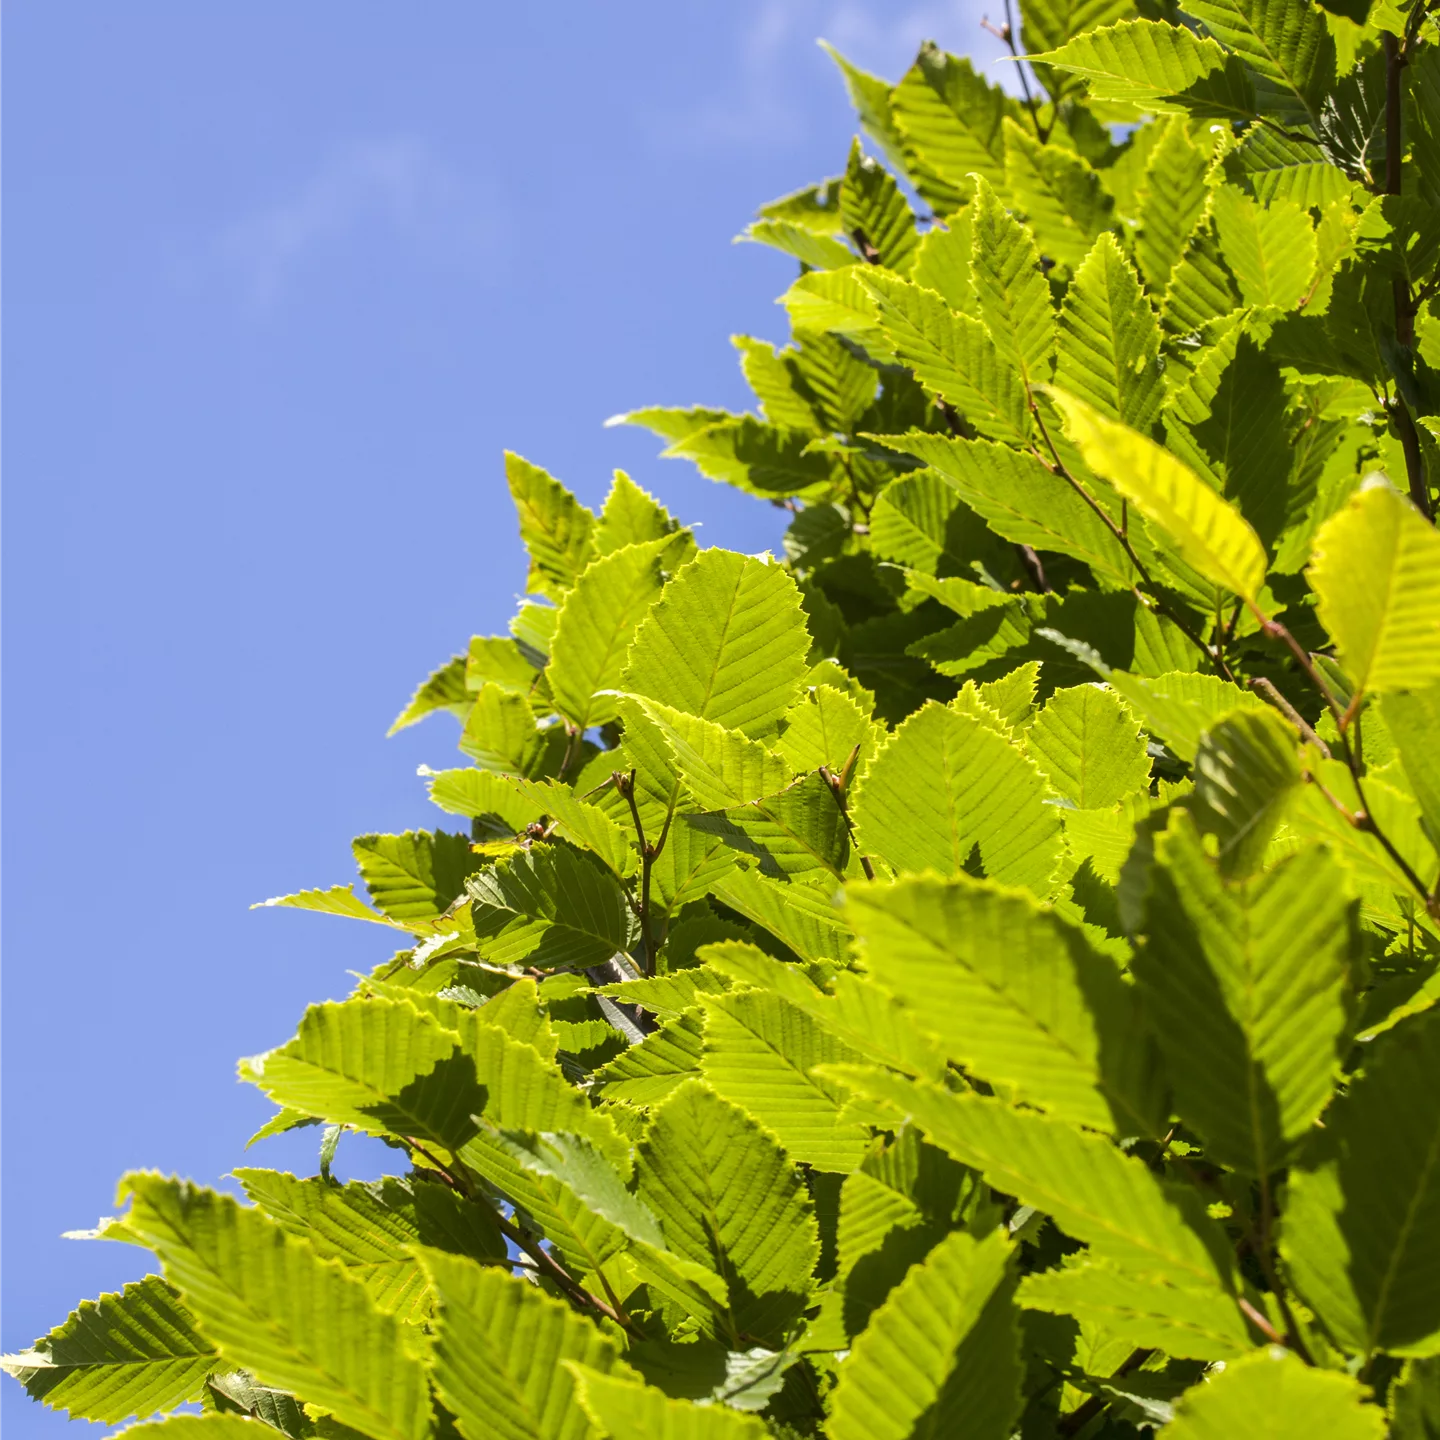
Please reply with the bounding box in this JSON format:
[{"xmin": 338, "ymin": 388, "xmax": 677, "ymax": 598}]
[{"xmin": 11, "ymin": 1, "xmax": 1440, "ymax": 1435}]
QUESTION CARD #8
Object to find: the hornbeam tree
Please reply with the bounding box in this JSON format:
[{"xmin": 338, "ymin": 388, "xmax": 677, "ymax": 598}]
[{"xmin": 8, "ymin": 2, "xmax": 1440, "ymax": 1435}]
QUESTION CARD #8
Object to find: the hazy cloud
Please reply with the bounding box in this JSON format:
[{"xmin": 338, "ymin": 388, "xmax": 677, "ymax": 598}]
[
  {"xmin": 214, "ymin": 139, "xmax": 500, "ymax": 308},
  {"xmin": 658, "ymin": 0, "xmax": 1012, "ymax": 149}
]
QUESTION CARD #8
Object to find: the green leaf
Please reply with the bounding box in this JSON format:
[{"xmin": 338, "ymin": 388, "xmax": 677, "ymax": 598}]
[
  {"xmin": 252, "ymin": 884, "xmax": 405, "ymax": 931},
  {"xmin": 622, "ymin": 550, "xmax": 810, "ymax": 740},
  {"xmin": 1164, "ymin": 215, "xmax": 1245, "ymax": 334},
  {"xmin": 594, "ymin": 966, "xmax": 730, "ymax": 1023},
  {"xmin": 0, "ymin": 1276, "xmax": 215, "ymax": 1424},
  {"xmin": 702, "ymin": 771, "xmax": 852, "ymax": 882},
  {"xmin": 1385, "ymin": 684, "xmax": 1440, "ymax": 842},
  {"xmin": 635, "ymin": 1080, "xmax": 819, "ymax": 1343},
  {"xmin": 1003, "ymin": 119, "xmax": 1113, "ymax": 270},
  {"xmin": 568, "ymin": 1364, "xmax": 769, "ymax": 1440},
  {"xmin": 834, "ymin": 1128, "xmax": 968, "ymax": 1276},
  {"xmin": 650, "ymin": 823, "xmax": 742, "ymax": 918},
  {"xmin": 1024, "ymin": 682, "xmax": 1152, "ymax": 809},
  {"xmin": 789, "ymin": 332, "xmax": 879, "ymax": 432},
  {"xmin": 840, "ymin": 138, "xmax": 916, "ymax": 273},
  {"xmin": 742, "ymin": 217, "xmax": 857, "ymax": 271},
  {"xmin": 459, "ymin": 684, "xmax": 548, "ymax": 775},
  {"xmin": 970, "ymin": 176, "xmax": 1057, "ymax": 391},
  {"xmin": 890, "ymin": 44, "xmax": 1013, "ymax": 209},
  {"xmin": 1137, "ymin": 120, "xmax": 1216, "ymax": 294},
  {"xmin": 700, "ymin": 989, "xmax": 871, "ymax": 1172},
  {"xmin": 594, "ymin": 471, "xmax": 680, "ymax": 554},
  {"xmin": 1181, "ymin": 331, "xmax": 1296, "ymax": 551},
  {"xmin": 467, "ymin": 844, "xmax": 638, "ymax": 971},
  {"xmin": 1161, "ymin": 1346, "xmax": 1384, "ymax": 1439},
  {"xmin": 511, "ymin": 780, "xmax": 637, "ymax": 880},
  {"xmin": 1049, "ymin": 389, "xmax": 1267, "ymax": 601},
  {"xmin": 912, "ymin": 210, "xmax": 978, "ymax": 315},
  {"xmin": 708, "ymin": 866, "xmax": 852, "ymax": 964},
  {"xmin": 880, "ymin": 431, "xmax": 1134, "ymax": 586},
  {"xmin": 353, "ymin": 831, "xmax": 480, "ymax": 924},
  {"xmin": 780, "ymin": 267, "xmax": 894, "ymax": 361},
  {"xmin": 1283, "ymin": 1011, "xmax": 1440, "ymax": 1357},
  {"xmin": 702, "ymin": 941, "xmax": 946, "ymax": 1082},
  {"xmin": 1232, "ymin": 124, "xmax": 1354, "ymax": 206},
  {"xmin": 735, "ymin": 336, "xmax": 826, "ymax": 430},
  {"xmin": 233, "ymin": 1170, "xmax": 504, "ymax": 1322},
  {"xmin": 852, "ymin": 700, "xmax": 1064, "ymax": 894},
  {"xmin": 1018, "ymin": 0, "xmax": 1134, "ymax": 73},
  {"xmin": 549, "ymin": 541, "xmax": 672, "ymax": 731},
  {"xmin": 1189, "ymin": 708, "xmax": 1303, "ymax": 877},
  {"xmin": 847, "ymin": 873, "xmax": 1161, "ymax": 1136},
  {"xmin": 609, "ymin": 405, "xmax": 737, "ymax": 447},
  {"xmin": 1210, "ymin": 187, "xmax": 1317, "ymax": 310},
  {"xmin": 776, "ymin": 684, "xmax": 882, "ymax": 778},
  {"xmin": 1101, "ymin": 670, "xmax": 1268, "ymax": 763},
  {"xmin": 506, "ymin": 452, "xmax": 596, "ymax": 601},
  {"xmin": 1132, "ymin": 815, "xmax": 1357, "ymax": 1175},
  {"xmin": 240, "ymin": 996, "xmax": 486, "ymax": 1151},
  {"xmin": 466, "ymin": 634, "xmax": 542, "ymax": 696},
  {"xmin": 422, "ymin": 767, "xmax": 543, "ymax": 830},
  {"xmin": 1182, "ymin": 0, "xmax": 1334, "ymax": 124},
  {"xmin": 120, "ymin": 1175, "xmax": 433, "ymax": 1440},
  {"xmin": 1390, "ymin": 1356, "xmax": 1440, "ymax": 1438},
  {"xmin": 421, "ymin": 1250, "xmax": 631, "ymax": 1440},
  {"xmin": 591, "ymin": 1010, "xmax": 705, "ymax": 1105},
  {"xmin": 1308, "ymin": 480, "xmax": 1440, "ymax": 696},
  {"xmin": 855, "ymin": 271, "xmax": 1030, "ymax": 445},
  {"xmin": 820, "ymin": 43, "xmax": 910, "ymax": 175},
  {"xmin": 1018, "ymin": 1257, "xmax": 1252, "ymax": 1360},
  {"xmin": 1030, "ymin": 20, "xmax": 1229, "ymax": 108},
  {"xmin": 827, "ymin": 1228, "xmax": 1021, "ymax": 1440},
  {"xmin": 830, "ymin": 1071, "xmax": 1239, "ymax": 1297},
  {"xmin": 1056, "ymin": 232, "xmax": 1164, "ymax": 432},
  {"xmin": 864, "ymin": 472, "xmax": 990, "ymax": 578},
  {"xmin": 619, "ymin": 696, "xmax": 790, "ymax": 814},
  {"xmin": 389, "ymin": 654, "xmax": 469, "ymax": 736},
  {"xmin": 659, "ymin": 416, "xmax": 835, "ymax": 501}
]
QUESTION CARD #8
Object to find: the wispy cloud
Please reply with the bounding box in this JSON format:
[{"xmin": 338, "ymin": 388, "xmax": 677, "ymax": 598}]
[
  {"xmin": 213, "ymin": 139, "xmax": 501, "ymax": 308},
  {"xmin": 654, "ymin": 0, "xmax": 1012, "ymax": 151}
]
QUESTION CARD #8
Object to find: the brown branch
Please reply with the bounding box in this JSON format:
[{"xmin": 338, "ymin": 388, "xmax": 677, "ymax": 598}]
[
  {"xmin": 1247, "ymin": 676, "xmax": 1330, "ymax": 756},
  {"xmin": 821, "ymin": 746, "xmax": 876, "ymax": 880},
  {"xmin": 411, "ymin": 1136, "xmax": 639, "ymax": 1334},
  {"xmin": 1056, "ymin": 1348, "xmax": 1154, "ymax": 1436},
  {"xmin": 992, "ymin": 0, "xmax": 1049, "ymax": 142}
]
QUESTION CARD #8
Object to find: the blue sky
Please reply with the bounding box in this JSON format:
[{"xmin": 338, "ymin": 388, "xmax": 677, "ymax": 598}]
[{"xmin": 3, "ymin": 4, "xmax": 1004, "ymax": 1428}]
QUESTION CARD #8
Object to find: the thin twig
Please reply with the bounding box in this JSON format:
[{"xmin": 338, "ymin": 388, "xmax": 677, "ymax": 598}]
[
  {"xmin": 1254, "ymin": 1173, "xmax": 1316, "ymax": 1365},
  {"xmin": 413, "ymin": 1136, "xmax": 640, "ymax": 1333},
  {"xmin": 1256, "ymin": 615, "xmax": 1439, "ymax": 916},
  {"xmin": 1248, "ymin": 676, "xmax": 1330, "ymax": 756},
  {"xmin": 1028, "ymin": 401, "xmax": 1234, "ymax": 680},
  {"xmin": 1382, "ymin": 30, "xmax": 1433, "ymax": 519},
  {"xmin": 992, "ymin": 0, "xmax": 1048, "ymax": 142},
  {"xmin": 1239, "ymin": 1297, "xmax": 1283, "ymax": 1344},
  {"xmin": 616, "ymin": 769, "xmax": 660, "ymax": 977},
  {"xmin": 1056, "ymin": 1348, "xmax": 1154, "ymax": 1436},
  {"xmin": 558, "ymin": 724, "xmax": 584, "ymax": 780},
  {"xmin": 821, "ymin": 746, "xmax": 876, "ymax": 880}
]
